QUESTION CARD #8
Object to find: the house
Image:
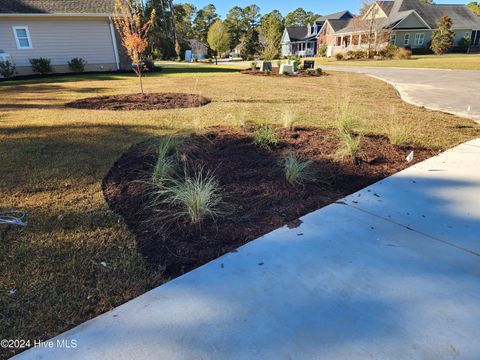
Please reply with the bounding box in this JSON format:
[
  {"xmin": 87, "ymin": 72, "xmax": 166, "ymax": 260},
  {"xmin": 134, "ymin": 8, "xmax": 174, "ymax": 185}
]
[
  {"xmin": 186, "ymin": 39, "xmax": 208, "ymax": 61},
  {"xmin": 280, "ymin": 11, "xmax": 353, "ymax": 57},
  {"xmin": 0, "ymin": 0, "xmax": 129, "ymax": 76},
  {"xmin": 318, "ymin": 0, "xmax": 480, "ymax": 56}
]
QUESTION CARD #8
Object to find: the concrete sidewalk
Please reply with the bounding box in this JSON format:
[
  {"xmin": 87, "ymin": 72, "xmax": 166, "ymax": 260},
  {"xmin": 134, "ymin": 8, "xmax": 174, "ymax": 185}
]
[
  {"xmin": 321, "ymin": 66, "xmax": 480, "ymax": 123},
  {"xmin": 15, "ymin": 140, "xmax": 480, "ymax": 360}
]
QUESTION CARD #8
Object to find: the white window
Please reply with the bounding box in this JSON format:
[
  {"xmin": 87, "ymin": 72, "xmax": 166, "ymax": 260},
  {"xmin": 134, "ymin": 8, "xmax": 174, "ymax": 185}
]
[
  {"xmin": 12, "ymin": 26, "xmax": 32, "ymax": 49},
  {"xmin": 403, "ymin": 33, "xmax": 410, "ymax": 46},
  {"xmin": 390, "ymin": 34, "xmax": 397, "ymax": 45},
  {"xmin": 415, "ymin": 33, "xmax": 425, "ymax": 46}
]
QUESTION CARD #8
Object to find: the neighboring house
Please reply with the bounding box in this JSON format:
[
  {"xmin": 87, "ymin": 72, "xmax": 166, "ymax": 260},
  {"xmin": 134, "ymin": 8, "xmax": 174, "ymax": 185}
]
[
  {"xmin": 187, "ymin": 39, "xmax": 208, "ymax": 61},
  {"xmin": 318, "ymin": 0, "xmax": 480, "ymax": 56},
  {"xmin": 280, "ymin": 11, "xmax": 353, "ymax": 57},
  {"xmin": 0, "ymin": 0, "xmax": 128, "ymax": 76}
]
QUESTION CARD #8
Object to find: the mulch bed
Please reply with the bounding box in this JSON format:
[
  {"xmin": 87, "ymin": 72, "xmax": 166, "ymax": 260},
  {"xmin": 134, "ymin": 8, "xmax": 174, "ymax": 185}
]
[
  {"xmin": 241, "ymin": 68, "xmax": 324, "ymax": 77},
  {"xmin": 66, "ymin": 93, "xmax": 211, "ymax": 111},
  {"xmin": 102, "ymin": 126, "xmax": 436, "ymax": 276}
]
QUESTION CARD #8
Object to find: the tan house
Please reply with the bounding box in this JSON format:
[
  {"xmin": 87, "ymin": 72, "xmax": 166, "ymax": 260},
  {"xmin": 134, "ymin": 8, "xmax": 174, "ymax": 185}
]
[
  {"xmin": 0, "ymin": 0, "xmax": 127, "ymax": 75},
  {"xmin": 318, "ymin": 0, "xmax": 480, "ymax": 56}
]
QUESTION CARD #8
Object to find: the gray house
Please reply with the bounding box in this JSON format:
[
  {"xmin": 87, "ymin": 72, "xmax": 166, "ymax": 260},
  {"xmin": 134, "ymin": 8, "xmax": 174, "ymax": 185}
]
[
  {"xmin": 0, "ymin": 0, "xmax": 127, "ymax": 76},
  {"xmin": 318, "ymin": 0, "xmax": 480, "ymax": 55},
  {"xmin": 280, "ymin": 11, "xmax": 353, "ymax": 57}
]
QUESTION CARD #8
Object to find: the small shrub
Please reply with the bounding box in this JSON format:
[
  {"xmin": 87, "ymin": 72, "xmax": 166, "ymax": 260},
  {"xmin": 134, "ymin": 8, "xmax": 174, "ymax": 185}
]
[
  {"xmin": 251, "ymin": 61, "xmax": 257, "ymax": 71},
  {"xmin": 254, "ymin": 126, "xmax": 278, "ymax": 150},
  {"xmin": 456, "ymin": 37, "xmax": 470, "ymax": 53},
  {"xmin": 318, "ymin": 44, "xmax": 328, "ymax": 57},
  {"xmin": 298, "ymin": 64, "xmax": 305, "ymax": 71},
  {"xmin": 29, "ymin": 58, "xmax": 53, "ymax": 75},
  {"xmin": 382, "ymin": 44, "xmax": 398, "ymax": 59},
  {"xmin": 68, "ymin": 57, "xmax": 86, "ymax": 73},
  {"xmin": 283, "ymin": 153, "xmax": 314, "ymax": 186},
  {"xmin": 165, "ymin": 168, "xmax": 223, "ymax": 225},
  {"xmin": 282, "ymin": 109, "xmax": 298, "ymax": 130},
  {"xmin": 0, "ymin": 60, "xmax": 16, "ymax": 78},
  {"xmin": 264, "ymin": 69, "xmax": 271, "ymax": 76},
  {"xmin": 306, "ymin": 69, "xmax": 314, "ymax": 76},
  {"xmin": 316, "ymin": 67, "xmax": 322, "ymax": 75},
  {"xmin": 335, "ymin": 52, "xmax": 344, "ymax": 61},
  {"xmin": 394, "ymin": 47, "xmax": 412, "ymax": 59}
]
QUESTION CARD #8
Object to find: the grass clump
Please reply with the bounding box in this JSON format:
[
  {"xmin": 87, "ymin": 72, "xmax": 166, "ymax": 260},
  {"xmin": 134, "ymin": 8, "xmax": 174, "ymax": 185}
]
[
  {"xmin": 151, "ymin": 136, "xmax": 182, "ymax": 188},
  {"xmin": 336, "ymin": 132, "xmax": 363, "ymax": 161},
  {"xmin": 335, "ymin": 101, "xmax": 363, "ymax": 161},
  {"xmin": 282, "ymin": 109, "xmax": 298, "ymax": 131},
  {"xmin": 254, "ymin": 126, "xmax": 278, "ymax": 150},
  {"xmin": 165, "ymin": 168, "xmax": 223, "ymax": 225},
  {"xmin": 387, "ymin": 120, "xmax": 415, "ymax": 147},
  {"xmin": 283, "ymin": 153, "xmax": 314, "ymax": 186}
]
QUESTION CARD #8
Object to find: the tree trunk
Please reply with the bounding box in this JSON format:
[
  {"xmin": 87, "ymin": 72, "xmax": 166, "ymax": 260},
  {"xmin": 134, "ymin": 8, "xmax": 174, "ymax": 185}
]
[
  {"xmin": 138, "ymin": 67, "xmax": 144, "ymax": 94},
  {"xmin": 168, "ymin": 0, "xmax": 180, "ymax": 59}
]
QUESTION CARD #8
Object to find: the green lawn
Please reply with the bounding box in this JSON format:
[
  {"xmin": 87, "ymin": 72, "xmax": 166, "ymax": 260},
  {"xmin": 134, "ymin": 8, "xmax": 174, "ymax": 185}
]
[
  {"xmin": 309, "ymin": 54, "xmax": 480, "ymax": 70},
  {"xmin": 1, "ymin": 65, "xmax": 479, "ymax": 358}
]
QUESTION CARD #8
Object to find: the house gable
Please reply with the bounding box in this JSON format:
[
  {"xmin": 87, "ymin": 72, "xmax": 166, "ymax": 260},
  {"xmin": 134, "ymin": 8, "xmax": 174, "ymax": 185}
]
[
  {"xmin": 281, "ymin": 28, "xmax": 291, "ymax": 44},
  {"xmin": 392, "ymin": 11, "xmax": 430, "ymax": 29},
  {"xmin": 363, "ymin": 2, "xmax": 389, "ymax": 20}
]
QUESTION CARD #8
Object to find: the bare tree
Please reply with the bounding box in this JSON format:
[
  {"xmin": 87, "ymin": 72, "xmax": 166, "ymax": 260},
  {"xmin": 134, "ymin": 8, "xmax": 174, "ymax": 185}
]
[{"xmin": 354, "ymin": 0, "xmax": 391, "ymax": 58}]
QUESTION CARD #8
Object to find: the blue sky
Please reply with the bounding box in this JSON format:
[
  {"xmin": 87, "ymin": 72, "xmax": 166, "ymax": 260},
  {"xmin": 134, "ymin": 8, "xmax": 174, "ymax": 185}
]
[{"xmin": 185, "ymin": 0, "xmax": 469, "ymax": 18}]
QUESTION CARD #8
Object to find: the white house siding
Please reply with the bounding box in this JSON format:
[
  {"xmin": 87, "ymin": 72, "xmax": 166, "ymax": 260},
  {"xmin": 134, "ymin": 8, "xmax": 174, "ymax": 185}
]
[{"xmin": 0, "ymin": 16, "xmax": 118, "ymax": 74}]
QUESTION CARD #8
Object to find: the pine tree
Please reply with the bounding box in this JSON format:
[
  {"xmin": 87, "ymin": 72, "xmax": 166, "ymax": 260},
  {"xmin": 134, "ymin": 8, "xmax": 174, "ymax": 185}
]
[{"xmin": 431, "ymin": 16, "xmax": 455, "ymax": 55}]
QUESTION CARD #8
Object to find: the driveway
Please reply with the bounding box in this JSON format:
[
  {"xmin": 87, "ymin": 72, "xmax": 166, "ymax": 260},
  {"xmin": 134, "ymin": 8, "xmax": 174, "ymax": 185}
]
[
  {"xmin": 322, "ymin": 65, "xmax": 480, "ymax": 123},
  {"xmin": 15, "ymin": 139, "xmax": 480, "ymax": 359}
]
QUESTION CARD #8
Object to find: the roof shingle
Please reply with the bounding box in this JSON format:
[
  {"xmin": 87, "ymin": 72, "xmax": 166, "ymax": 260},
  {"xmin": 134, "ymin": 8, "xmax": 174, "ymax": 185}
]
[{"xmin": 0, "ymin": 0, "xmax": 115, "ymax": 14}]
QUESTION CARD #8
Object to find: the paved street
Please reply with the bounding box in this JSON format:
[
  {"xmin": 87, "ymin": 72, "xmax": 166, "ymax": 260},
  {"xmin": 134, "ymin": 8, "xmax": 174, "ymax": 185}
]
[
  {"xmin": 15, "ymin": 139, "xmax": 480, "ymax": 360},
  {"xmin": 322, "ymin": 65, "xmax": 480, "ymax": 123}
]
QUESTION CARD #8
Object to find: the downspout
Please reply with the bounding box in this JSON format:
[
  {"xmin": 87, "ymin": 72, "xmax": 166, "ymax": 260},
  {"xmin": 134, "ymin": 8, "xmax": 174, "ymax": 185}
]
[{"xmin": 109, "ymin": 16, "xmax": 121, "ymax": 70}]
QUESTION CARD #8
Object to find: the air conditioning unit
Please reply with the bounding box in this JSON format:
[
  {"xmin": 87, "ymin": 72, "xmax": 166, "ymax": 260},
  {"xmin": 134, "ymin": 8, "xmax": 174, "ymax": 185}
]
[{"xmin": 0, "ymin": 53, "xmax": 12, "ymax": 63}]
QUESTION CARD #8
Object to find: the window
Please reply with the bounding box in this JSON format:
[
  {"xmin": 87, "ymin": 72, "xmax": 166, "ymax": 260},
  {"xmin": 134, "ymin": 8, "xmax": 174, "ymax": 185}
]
[
  {"xmin": 414, "ymin": 33, "xmax": 425, "ymax": 46},
  {"xmin": 465, "ymin": 31, "xmax": 471, "ymax": 40},
  {"xmin": 12, "ymin": 26, "xmax": 32, "ymax": 49},
  {"xmin": 403, "ymin": 33, "xmax": 410, "ymax": 46},
  {"xmin": 390, "ymin": 34, "xmax": 397, "ymax": 45}
]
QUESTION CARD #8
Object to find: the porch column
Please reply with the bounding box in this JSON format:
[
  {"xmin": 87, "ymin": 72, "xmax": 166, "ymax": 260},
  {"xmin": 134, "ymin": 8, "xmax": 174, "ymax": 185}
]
[{"xmin": 350, "ymin": 34, "xmax": 353, "ymax": 49}]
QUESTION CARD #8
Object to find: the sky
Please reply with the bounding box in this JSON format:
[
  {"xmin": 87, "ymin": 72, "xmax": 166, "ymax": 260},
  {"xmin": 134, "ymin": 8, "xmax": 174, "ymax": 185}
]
[{"xmin": 185, "ymin": 0, "xmax": 469, "ymax": 18}]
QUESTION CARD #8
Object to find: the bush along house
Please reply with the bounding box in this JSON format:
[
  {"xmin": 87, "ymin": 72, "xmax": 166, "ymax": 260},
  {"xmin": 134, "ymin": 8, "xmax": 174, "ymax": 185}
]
[
  {"xmin": 280, "ymin": 11, "xmax": 353, "ymax": 57},
  {"xmin": 317, "ymin": 0, "xmax": 480, "ymax": 57}
]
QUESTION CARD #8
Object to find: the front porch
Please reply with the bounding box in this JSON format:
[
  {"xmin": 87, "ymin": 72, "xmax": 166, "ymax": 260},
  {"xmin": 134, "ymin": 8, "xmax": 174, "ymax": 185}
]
[{"xmin": 283, "ymin": 41, "xmax": 317, "ymax": 57}]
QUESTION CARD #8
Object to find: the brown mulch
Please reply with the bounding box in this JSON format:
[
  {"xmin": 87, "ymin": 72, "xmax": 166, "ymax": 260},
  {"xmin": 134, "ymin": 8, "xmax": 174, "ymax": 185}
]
[
  {"xmin": 66, "ymin": 93, "xmax": 211, "ymax": 111},
  {"xmin": 102, "ymin": 126, "xmax": 435, "ymax": 276},
  {"xmin": 241, "ymin": 68, "xmax": 324, "ymax": 77}
]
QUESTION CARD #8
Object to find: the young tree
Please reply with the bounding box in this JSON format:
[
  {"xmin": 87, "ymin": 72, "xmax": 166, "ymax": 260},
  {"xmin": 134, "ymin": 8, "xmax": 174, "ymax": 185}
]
[
  {"xmin": 114, "ymin": 0, "xmax": 156, "ymax": 94},
  {"xmin": 354, "ymin": 0, "xmax": 391, "ymax": 58},
  {"xmin": 259, "ymin": 11, "xmax": 284, "ymax": 60},
  {"xmin": 207, "ymin": 19, "xmax": 231, "ymax": 64},
  {"xmin": 431, "ymin": 15, "xmax": 455, "ymax": 55}
]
